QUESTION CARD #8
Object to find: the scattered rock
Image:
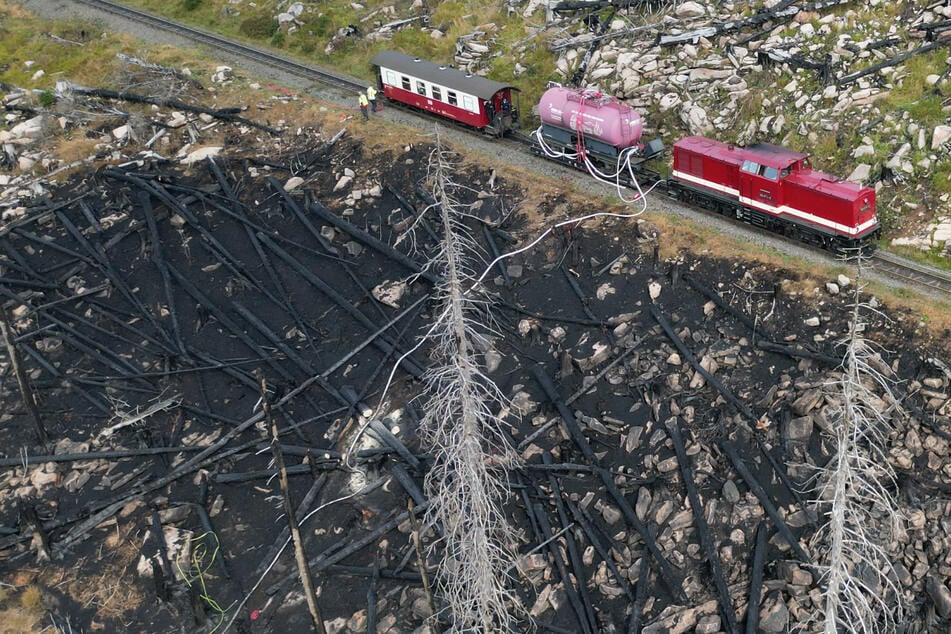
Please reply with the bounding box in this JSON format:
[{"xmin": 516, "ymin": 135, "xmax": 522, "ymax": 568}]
[
  {"xmin": 181, "ymin": 146, "xmax": 223, "ymax": 164},
  {"xmin": 759, "ymin": 594, "xmax": 788, "ymax": 632},
  {"xmin": 674, "ymin": 1, "xmax": 706, "ymax": 18},
  {"xmin": 783, "ymin": 415, "xmax": 813, "ymax": 442},
  {"xmin": 927, "ymin": 575, "xmax": 951, "ymax": 618},
  {"xmin": 371, "ymin": 279, "xmax": 406, "ymax": 308},
  {"xmin": 722, "ymin": 479, "xmax": 740, "ymax": 503}
]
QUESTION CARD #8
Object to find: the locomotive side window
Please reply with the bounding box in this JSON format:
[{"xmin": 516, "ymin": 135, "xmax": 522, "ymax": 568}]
[
  {"xmin": 741, "ymin": 160, "xmax": 758, "ymax": 174},
  {"xmin": 432, "ymin": 86, "xmax": 442, "ymax": 101},
  {"xmin": 780, "ymin": 167, "xmax": 791, "ymax": 178},
  {"xmin": 401, "ymin": 76, "xmax": 411, "ymax": 91},
  {"xmin": 462, "ymin": 95, "xmax": 475, "ymax": 112},
  {"xmin": 447, "ymin": 90, "xmax": 458, "ymax": 106},
  {"xmin": 416, "ymin": 81, "xmax": 427, "ymax": 96},
  {"xmin": 385, "ymin": 70, "xmax": 397, "ymax": 86},
  {"xmin": 762, "ymin": 166, "xmax": 779, "ymax": 180}
]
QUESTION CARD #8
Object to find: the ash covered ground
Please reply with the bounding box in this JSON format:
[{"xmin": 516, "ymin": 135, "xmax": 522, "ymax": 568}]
[{"xmin": 0, "ymin": 111, "xmax": 950, "ymax": 634}]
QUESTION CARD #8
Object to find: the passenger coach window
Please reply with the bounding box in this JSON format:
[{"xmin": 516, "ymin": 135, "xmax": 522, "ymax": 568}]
[
  {"xmin": 385, "ymin": 71, "xmax": 396, "ymax": 85},
  {"xmin": 432, "ymin": 86, "xmax": 442, "ymax": 101},
  {"xmin": 462, "ymin": 95, "xmax": 475, "ymax": 111},
  {"xmin": 762, "ymin": 166, "xmax": 779, "ymax": 180},
  {"xmin": 447, "ymin": 91, "xmax": 457, "ymax": 106},
  {"xmin": 401, "ymin": 76, "xmax": 411, "ymax": 90},
  {"xmin": 416, "ymin": 81, "xmax": 427, "ymax": 96}
]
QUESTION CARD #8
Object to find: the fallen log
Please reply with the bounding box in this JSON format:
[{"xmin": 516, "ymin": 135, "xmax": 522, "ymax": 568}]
[
  {"xmin": 266, "ymin": 176, "xmax": 338, "ymax": 255},
  {"xmin": 138, "ymin": 190, "xmax": 188, "ymax": 357},
  {"xmin": 682, "ymin": 272, "xmax": 770, "ymax": 339},
  {"xmin": 533, "ymin": 501, "xmax": 595, "ymax": 634},
  {"xmin": 260, "ymin": 374, "xmax": 328, "ymax": 634},
  {"xmin": 530, "ymin": 364, "xmax": 685, "ymax": 602},
  {"xmin": 745, "ymin": 520, "xmax": 768, "ymax": 634},
  {"xmin": 63, "ymin": 83, "xmax": 280, "ymax": 134},
  {"xmin": 256, "ymin": 232, "xmax": 427, "ymax": 378},
  {"xmin": 307, "ymin": 200, "xmax": 437, "ymax": 283},
  {"xmin": 665, "ymin": 416, "xmax": 738, "ymax": 632},
  {"xmin": 838, "ymin": 39, "xmax": 944, "ymax": 85},
  {"xmin": 627, "ymin": 552, "xmax": 651, "ymax": 633},
  {"xmin": 564, "ymin": 496, "xmax": 634, "ymax": 601},
  {"xmin": 755, "ymin": 340, "xmax": 840, "ymax": 366},
  {"xmin": 650, "ymin": 305, "xmax": 759, "ymax": 422},
  {"xmin": 0, "ymin": 308, "xmax": 48, "ymax": 446},
  {"xmin": 560, "ymin": 262, "xmax": 599, "ymax": 322},
  {"xmin": 718, "ymin": 439, "xmax": 811, "ymax": 564},
  {"xmin": 543, "ymin": 453, "xmax": 598, "ymax": 633}
]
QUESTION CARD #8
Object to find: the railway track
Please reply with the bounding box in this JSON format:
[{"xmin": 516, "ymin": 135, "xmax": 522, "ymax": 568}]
[
  {"xmin": 72, "ymin": 0, "xmax": 366, "ymax": 94},
  {"xmin": 869, "ymin": 249, "xmax": 951, "ymax": 295},
  {"xmin": 49, "ymin": 0, "xmax": 951, "ymax": 298}
]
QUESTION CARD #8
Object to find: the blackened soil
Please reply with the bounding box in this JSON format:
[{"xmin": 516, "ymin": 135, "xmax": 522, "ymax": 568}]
[{"xmin": 0, "ymin": 132, "xmax": 947, "ymax": 633}]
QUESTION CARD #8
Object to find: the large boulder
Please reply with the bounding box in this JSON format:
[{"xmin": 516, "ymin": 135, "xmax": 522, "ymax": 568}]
[{"xmin": 674, "ymin": 1, "xmax": 706, "ymax": 18}]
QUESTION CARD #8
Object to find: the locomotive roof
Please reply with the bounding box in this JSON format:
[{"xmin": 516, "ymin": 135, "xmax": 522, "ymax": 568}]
[
  {"xmin": 676, "ymin": 137, "xmax": 810, "ymax": 170},
  {"xmin": 744, "ymin": 142, "xmax": 810, "ymax": 168},
  {"xmin": 371, "ymin": 50, "xmax": 517, "ymax": 101}
]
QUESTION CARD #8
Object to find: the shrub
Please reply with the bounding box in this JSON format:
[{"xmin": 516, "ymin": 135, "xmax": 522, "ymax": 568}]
[
  {"xmin": 19, "ymin": 586, "xmax": 43, "ymax": 612},
  {"xmin": 37, "ymin": 90, "xmax": 55, "ymax": 108},
  {"xmin": 182, "ymin": 0, "xmax": 201, "ymax": 12},
  {"xmin": 239, "ymin": 14, "xmax": 278, "ymax": 39}
]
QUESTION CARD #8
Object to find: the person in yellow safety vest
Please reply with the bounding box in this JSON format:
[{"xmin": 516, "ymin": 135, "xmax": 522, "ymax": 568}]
[
  {"xmin": 366, "ymin": 85, "xmax": 378, "ymax": 112},
  {"xmin": 358, "ymin": 92, "xmax": 369, "ymax": 121}
]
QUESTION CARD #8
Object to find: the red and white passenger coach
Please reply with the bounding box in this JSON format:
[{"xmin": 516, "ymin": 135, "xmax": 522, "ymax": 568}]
[{"xmin": 371, "ymin": 50, "xmax": 520, "ymax": 136}]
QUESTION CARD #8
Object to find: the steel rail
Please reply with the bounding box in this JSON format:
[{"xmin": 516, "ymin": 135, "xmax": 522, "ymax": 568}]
[{"xmin": 869, "ymin": 249, "xmax": 951, "ymax": 295}]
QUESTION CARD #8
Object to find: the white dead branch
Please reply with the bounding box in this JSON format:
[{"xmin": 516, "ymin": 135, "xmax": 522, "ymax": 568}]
[
  {"xmin": 414, "ymin": 128, "xmax": 521, "ymax": 632},
  {"xmin": 809, "ymin": 256, "xmax": 905, "ymax": 634},
  {"xmin": 100, "ymin": 393, "xmax": 182, "ymax": 438}
]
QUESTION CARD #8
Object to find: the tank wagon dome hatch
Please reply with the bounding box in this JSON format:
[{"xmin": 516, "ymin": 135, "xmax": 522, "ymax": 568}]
[{"xmin": 370, "ymin": 50, "xmax": 518, "ymax": 101}]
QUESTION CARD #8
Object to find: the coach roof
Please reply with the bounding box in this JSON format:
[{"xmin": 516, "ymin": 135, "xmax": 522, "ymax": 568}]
[{"xmin": 371, "ymin": 50, "xmax": 517, "ymax": 101}]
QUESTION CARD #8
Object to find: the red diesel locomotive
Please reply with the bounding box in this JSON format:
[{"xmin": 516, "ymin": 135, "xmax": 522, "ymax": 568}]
[
  {"xmin": 669, "ymin": 137, "xmax": 878, "ymax": 249},
  {"xmin": 371, "ymin": 50, "xmax": 879, "ymax": 249}
]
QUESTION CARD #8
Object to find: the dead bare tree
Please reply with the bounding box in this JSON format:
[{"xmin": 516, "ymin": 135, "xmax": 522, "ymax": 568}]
[
  {"xmin": 412, "ymin": 127, "xmax": 521, "ymax": 631},
  {"xmin": 809, "ymin": 254, "xmax": 905, "ymax": 634}
]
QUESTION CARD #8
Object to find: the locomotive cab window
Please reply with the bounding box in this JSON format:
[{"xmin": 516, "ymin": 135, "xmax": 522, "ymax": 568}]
[
  {"xmin": 447, "ymin": 90, "xmax": 457, "ymax": 106},
  {"xmin": 780, "ymin": 167, "xmax": 791, "ymax": 179},
  {"xmin": 416, "ymin": 81, "xmax": 427, "ymax": 96},
  {"xmin": 741, "ymin": 160, "xmax": 760, "ymax": 174},
  {"xmin": 762, "ymin": 166, "xmax": 779, "ymax": 180},
  {"xmin": 432, "ymin": 86, "xmax": 442, "ymax": 102},
  {"xmin": 401, "ymin": 76, "xmax": 411, "ymax": 91}
]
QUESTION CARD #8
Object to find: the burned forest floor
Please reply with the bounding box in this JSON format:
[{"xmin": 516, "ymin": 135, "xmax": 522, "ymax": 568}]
[{"xmin": 1, "ymin": 85, "xmax": 951, "ymax": 634}]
